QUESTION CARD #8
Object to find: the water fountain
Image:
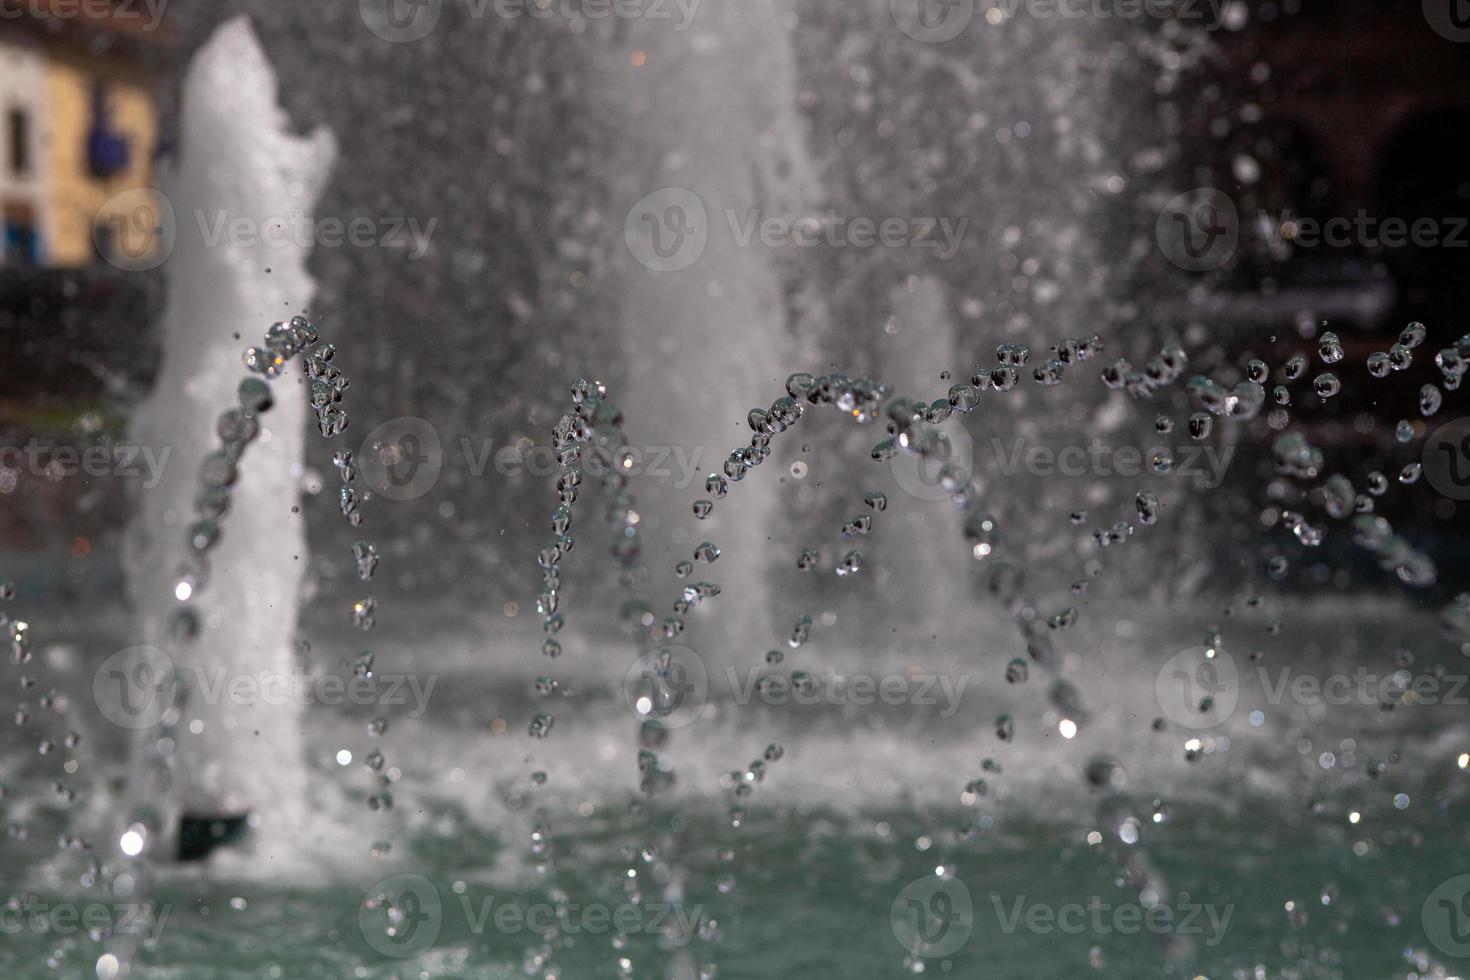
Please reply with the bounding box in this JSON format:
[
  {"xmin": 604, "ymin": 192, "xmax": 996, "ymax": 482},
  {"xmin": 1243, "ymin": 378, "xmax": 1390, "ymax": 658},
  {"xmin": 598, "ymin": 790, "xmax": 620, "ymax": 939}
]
[
  {"xmin": 117, "ymin": 14, "xmax": 335, "ymax": 862},
  {"xmin": 3, "ymin": 4, "xmax": 1470, "ymax": 979}
]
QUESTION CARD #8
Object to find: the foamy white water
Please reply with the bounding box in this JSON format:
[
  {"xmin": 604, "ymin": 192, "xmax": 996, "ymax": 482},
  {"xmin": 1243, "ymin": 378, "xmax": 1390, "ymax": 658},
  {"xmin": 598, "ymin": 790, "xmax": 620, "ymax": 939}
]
[
  {"xmin": 592, "ymin": 0, "xmax": 817, "ymax": 662},
  {"xmin": 121, "ymin": 15, "xmax": 336, "ymax": 838}
]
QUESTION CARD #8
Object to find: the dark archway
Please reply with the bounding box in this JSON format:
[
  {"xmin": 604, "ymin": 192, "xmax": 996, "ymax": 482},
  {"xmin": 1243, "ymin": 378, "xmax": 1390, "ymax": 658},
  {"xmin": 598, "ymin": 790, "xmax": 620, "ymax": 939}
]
[{"xmin": 1375, "ymin": 107, "xmax": 1470, "ymax": 318}]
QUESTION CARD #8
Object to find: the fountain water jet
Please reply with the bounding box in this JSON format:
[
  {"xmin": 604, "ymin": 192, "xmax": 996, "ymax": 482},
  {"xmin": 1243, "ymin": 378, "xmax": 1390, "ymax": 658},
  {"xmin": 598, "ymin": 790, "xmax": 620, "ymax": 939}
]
[
  {"xmin": 588, "ymin": 0, "xmax": 816, "ymax": 669},
  {"xmin": 120, "ymin": 15, "xmax": 336, "ymax": 857}
]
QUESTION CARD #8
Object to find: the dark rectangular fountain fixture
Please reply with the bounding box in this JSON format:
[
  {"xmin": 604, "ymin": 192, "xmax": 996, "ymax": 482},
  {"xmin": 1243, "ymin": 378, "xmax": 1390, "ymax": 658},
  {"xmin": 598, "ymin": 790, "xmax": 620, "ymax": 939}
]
[{"xmin": 176, "ymin": 814, "xmax": 250, "ymax": 862}]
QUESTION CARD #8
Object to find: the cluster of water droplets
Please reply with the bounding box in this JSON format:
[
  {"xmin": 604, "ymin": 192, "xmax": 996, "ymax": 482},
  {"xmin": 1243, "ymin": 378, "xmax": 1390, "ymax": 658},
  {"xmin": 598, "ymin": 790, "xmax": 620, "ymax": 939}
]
[
  {"xmin": 98, "ymin": 301, "xmax": 1470, "ymax": 978},
  {"xmin": 1260, "ymin": 323, "xmax": 1470, "ymax": 590},
  {"xmin": 93, "ymin": 314, "xmax": 405, "ymax": 978},
  {"xmin": 249, "ymin": 325, "xmax": 395, "ymax": 815},
  {"xmin": 5, "ymin": 578, "xmax": 107, "ymax": 980},
  {"xmin": 735, "ymin": 322, "xmax": 1467, "ymax": 972},
  {"xmin": 64, "ymin": 295, "xmax": 1470, "ymax": 979},
  {"xmin": 948, "ymin": 332, "xmax": 1451, "ymax": 969},
  {"xmin": 686, "ymin": 381, "xmax": 810, "ymax": 527},
  {"xmin": 768, "ymin": 342, "xmax": 1197, "ymax": 973},
  {"xmin": 526, "ymin": 377, "xmax": 706, "ymax": 976},
  {"xmin": 1133, "ymin": 324, "xmax": 1466, "ymax": 777},
  {"xmin": 3, "ymin": 576, "xmax": 92, "ymax": 876},
  {"xmin": 94, "ymin": 315, "xmax": 319, "ymax": 975},
  {"xmin": 315, "ymin": 367, "xmax": 399, "ymax": 818}
]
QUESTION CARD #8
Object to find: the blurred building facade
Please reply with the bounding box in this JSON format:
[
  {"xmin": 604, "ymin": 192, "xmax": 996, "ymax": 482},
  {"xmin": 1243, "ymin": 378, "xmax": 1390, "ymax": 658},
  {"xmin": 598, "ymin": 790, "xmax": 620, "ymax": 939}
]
[{"xmin": 0, "ymin": 0, "xmax": 172, "ymax": 269}]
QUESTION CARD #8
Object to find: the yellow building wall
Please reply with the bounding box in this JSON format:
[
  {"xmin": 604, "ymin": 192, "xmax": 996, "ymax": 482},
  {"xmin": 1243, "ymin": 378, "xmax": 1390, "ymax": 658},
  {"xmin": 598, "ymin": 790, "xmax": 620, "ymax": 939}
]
[{"xmin": 42, "ymin": 42, "xmax": 158, "ymax": 268}]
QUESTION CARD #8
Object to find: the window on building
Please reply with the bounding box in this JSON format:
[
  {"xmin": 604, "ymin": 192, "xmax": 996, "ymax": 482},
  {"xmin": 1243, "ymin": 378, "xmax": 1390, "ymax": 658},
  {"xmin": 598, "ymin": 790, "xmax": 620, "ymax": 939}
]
[{"xmin": 8, "ymin": 109, "xmax": 30, "ymax": 176}]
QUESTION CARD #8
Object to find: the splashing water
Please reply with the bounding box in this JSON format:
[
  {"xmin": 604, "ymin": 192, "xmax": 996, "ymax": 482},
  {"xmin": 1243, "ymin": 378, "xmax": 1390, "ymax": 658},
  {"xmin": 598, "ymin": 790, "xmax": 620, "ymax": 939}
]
[
  {"xmin": 117, "ymin": 12, "xmax": 336, "ymax": 849},
  {"xmin": 6, "ymin": 9, "xmax": 1470, "ymax": 980},
  {"xmin": 10, "ymin": 308, "xmax": 1470, "ymax": 979},
  {"xmin": 472, "ymin": 313, "xmax": 1467, "ymax": 976}
]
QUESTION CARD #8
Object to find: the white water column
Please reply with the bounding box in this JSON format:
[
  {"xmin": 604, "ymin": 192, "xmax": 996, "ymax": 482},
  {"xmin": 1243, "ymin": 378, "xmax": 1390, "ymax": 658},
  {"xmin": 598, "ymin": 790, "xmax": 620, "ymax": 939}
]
[
  {"xmin": 590, "ymin": 0, "xmax": 815, "ymax": 675},
  {"xmin": 121, "ymin": 16, "xmax": 336, "ymax": 844}
]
